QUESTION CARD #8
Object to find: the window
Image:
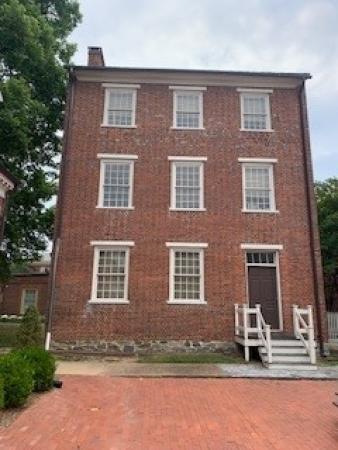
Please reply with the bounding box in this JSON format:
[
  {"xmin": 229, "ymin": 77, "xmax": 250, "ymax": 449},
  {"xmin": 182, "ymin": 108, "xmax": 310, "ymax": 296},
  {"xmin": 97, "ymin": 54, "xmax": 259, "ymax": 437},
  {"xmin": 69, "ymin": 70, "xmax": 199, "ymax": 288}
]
[
  {"xmin": 171, "ymin": 88, "xmax": 205, "ymax": 129},
  {"xmin": 97, "ymin": 155, "xmax": 137, "ymax": 209},
  {"xmin": 21, "ymin": 289, "xmax": 38, "ymax": 314},
  {"xmin": 102, "ymin": 86, "xmax": 137, "ymax": 127},
  {"xmin": 89, "ymin": 241, "xmax": 134, "ymax": 303},
  {"xmin": 169, "ymin": 157, "xmax": 206, "ymax": 210},
  {"xmin": 166, "ymin": 243, "xmax": 207, "ymax": 304},
  {"xmin": 239, "ymin": 91, "xmax": 272, "ymax": 131},
  {"xmin": 242, "ymin": 163, "xmax": 276, "ymax": 212}
]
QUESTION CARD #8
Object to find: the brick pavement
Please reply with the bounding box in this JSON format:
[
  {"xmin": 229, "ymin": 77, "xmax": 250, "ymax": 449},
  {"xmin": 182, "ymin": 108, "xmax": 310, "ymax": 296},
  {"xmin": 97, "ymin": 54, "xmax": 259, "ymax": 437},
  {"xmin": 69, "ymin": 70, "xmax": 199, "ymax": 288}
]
[{"xmin": 0, "ymin": 376, "xmax": 337, "ymax": 449}]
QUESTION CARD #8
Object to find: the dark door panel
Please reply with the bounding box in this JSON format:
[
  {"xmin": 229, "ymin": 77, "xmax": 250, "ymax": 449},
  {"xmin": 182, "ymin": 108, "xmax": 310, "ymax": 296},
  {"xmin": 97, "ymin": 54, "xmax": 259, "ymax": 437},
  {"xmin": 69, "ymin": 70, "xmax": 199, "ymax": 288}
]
[{"xmin": 248, "ymin": 266, "xmax": 279, "ymax": 329}]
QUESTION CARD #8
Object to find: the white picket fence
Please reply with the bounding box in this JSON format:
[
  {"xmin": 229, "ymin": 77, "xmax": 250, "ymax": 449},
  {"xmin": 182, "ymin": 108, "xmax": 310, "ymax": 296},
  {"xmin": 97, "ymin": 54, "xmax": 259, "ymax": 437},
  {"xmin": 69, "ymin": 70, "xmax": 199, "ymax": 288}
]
[{"xmin": 327, "ymin": 312, "xmax": 338, "ymax": 341}]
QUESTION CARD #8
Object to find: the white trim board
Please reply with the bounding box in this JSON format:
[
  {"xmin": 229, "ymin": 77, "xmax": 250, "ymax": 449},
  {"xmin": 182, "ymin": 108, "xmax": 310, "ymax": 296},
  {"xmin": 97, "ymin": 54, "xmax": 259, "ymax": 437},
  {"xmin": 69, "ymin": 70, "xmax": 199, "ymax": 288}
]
[
  {"xmin": 169, "ymin": 85, "xmax": 207, "ymax": 91},
  {"xmin": 166, "ymin": 242, "xmax": 208, "ymax": 248},
  {"xmin": 102, "ymin": 83, "xmax": 140, "ymax": 89},
  {"xmin": 238, "ymin": 157, "xmax": 277, "ymax": 163},
  {"xmin": 241, "ymin": 243, "xmax": 283, "ymax": 250},
  {"xmin": 97, "ymin": 153, "xmax": 138, "ymax": 160},
  {"xmin": 168, "ymin": 156, "xmax": 207, "ymax": 161},
  {"xmin": 236, "ymin": 88, "xmax": 273, "ymax": 93},
  {"xmin": 90, "ymin": 240, "xmax": 135, "ymax": 247}
]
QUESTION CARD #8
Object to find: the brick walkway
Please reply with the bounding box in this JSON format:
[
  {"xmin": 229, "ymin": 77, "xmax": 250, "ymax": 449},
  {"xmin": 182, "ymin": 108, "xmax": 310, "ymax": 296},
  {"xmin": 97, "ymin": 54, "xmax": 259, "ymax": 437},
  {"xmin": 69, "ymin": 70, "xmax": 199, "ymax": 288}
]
[{"xmin": 0, "ymin": 376, "xmax": 337, "ymax": 449}]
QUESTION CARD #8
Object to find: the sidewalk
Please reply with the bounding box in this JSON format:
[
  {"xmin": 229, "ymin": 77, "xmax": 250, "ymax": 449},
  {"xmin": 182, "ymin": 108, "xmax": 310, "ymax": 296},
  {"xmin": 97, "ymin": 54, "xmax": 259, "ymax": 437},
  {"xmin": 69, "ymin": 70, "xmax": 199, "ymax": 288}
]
[{"xmin": 56, "ymin": 359, "xmax": 338, "ymax": 379}]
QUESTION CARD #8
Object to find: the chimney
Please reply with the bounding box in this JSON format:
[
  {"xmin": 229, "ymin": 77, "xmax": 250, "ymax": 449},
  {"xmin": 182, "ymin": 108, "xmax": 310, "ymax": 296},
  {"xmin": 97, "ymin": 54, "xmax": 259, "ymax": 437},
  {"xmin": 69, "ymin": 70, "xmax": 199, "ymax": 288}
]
[{"xmin": 87, "ymin": 47, "xmax": 105, "ymax": 67}]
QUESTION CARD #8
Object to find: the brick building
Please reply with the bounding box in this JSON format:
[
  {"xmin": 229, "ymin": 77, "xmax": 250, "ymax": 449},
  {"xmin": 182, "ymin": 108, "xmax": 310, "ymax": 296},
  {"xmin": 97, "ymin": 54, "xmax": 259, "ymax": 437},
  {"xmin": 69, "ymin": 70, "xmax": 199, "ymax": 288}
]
[
  {"xmin": 49, "ymin": 47, "xmax": 327, "ymax": 356},
  {"xmin": 1, "ymin": 259, "xmax": 50, "ymax": 316}
]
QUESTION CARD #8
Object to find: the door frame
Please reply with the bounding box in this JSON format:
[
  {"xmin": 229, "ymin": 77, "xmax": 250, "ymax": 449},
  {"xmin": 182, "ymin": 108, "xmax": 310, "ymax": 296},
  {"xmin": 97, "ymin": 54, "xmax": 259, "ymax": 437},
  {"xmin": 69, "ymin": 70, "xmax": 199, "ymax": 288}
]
[{"xmin": 242, "ymin": 245, "xmax": 283, "ymax": 332}]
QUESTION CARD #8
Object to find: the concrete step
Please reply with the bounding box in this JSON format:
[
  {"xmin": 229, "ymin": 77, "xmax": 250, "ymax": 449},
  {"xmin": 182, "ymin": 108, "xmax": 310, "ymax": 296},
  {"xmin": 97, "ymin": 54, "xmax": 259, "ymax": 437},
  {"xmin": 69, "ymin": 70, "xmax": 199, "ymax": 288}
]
[
  {"xmin": 261, "ymin": 354, "xmax": 311, "ymax": 364},
  {"xmin": 260, "ymin": 347, "xmax": 308, "ymax": 355}
]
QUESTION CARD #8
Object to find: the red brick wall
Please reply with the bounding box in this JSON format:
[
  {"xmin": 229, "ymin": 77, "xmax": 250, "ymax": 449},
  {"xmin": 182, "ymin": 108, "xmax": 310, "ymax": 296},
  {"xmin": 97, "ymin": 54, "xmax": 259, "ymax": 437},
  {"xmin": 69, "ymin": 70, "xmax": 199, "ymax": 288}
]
[
  {"xmin": 52, "ymin": 80, "xmax": 327, "ymax": 344},
  {"xmin": 1, "ymin": 274, "xmax": 49, "ymax": 316}
]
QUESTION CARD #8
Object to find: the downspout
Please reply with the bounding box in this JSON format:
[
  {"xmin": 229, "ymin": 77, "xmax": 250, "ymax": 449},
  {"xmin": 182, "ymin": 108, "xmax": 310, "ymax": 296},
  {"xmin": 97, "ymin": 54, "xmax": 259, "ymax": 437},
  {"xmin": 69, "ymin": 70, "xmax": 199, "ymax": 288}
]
[
  {"xmin": 298, "ymin": 80, "xmax": 327, "ymax": 354},
  {"xmin": 45, "ymin": 69, "xmax": 76, "ymax": 350}
]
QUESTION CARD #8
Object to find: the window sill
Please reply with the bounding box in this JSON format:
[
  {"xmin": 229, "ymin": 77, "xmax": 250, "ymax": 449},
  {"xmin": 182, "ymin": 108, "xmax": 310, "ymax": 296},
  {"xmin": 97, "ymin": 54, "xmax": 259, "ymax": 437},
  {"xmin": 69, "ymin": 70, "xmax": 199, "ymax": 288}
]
[
  {"xmin": 239, "ymin": 128, "xmax": 274, "ymax": 133},
  {"xmin": 170, "ymin": 126, "xmax": 205, "ymax": 131},
  {"xmin": 88, "ymin": 299, "xmax": 130, "ymax": 305},
  {"xmin": 241, "ymin": 209, "xmax": 279, "ymax": 214},
  {"xmin": 167, "ymin": 300, "xmax": 207, "ymax": 305},
  {"xmin": 96, "ymin": 206, "xmax": 135, "ymax": 210},
  {"xmin": 169, "ymin": 207, "xmax": 206, "ymax": 212},
  {"xmin": 101, "ymin": 124, "xmax": 137, "ymax": 129}
]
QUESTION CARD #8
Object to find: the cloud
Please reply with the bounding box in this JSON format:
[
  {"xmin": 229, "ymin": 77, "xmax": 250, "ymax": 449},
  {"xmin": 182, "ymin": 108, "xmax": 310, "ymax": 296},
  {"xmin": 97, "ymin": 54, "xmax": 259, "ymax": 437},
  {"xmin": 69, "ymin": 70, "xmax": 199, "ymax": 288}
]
[{"xmin": 71, "ymin": 0, "xmax": 338, "ymax": 179}]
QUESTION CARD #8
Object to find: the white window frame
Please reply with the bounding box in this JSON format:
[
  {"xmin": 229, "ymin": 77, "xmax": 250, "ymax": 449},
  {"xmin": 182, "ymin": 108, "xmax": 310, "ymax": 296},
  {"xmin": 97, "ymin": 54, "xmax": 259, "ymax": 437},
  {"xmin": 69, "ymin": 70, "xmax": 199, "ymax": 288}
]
[
  {"xmin": 97, "ymin": 154, "xmax": 137, "ymax": 209},
  {"xmin": 171, "ymin": 87, "xmax": 205, "ymax": 130},
  {"xmin": 166, "ymin": 242, "xmax": 208, "ymax": 305},
  {"xmin": 89, "ymin": 241, "xmax": 135, "ymax": 304},
  {"xmin": 240, "ymin": 160, "xmax": 278, "ymax": 213},
  {"xmin": 169, "ymin": 156, "xmax": 207, "ymax": 211},
  {"xmin": 20, "ymin": 288, "xmax": 38, "ymax": 314},
  {"xmin": 238, "ymin": 89, "xmax": 273, "ymax": 132},
  {"xmin": 102, "ymin": 84, "xmax": 139, "ymax": 128}
]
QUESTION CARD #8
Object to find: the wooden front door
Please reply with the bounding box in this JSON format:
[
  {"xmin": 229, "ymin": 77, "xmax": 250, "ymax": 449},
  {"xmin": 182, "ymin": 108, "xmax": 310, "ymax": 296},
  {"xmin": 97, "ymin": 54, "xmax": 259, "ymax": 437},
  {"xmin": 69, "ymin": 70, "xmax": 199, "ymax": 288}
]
[{"xmin": 248, "ymin": 266, "xmax": 280, "ymax": 329}]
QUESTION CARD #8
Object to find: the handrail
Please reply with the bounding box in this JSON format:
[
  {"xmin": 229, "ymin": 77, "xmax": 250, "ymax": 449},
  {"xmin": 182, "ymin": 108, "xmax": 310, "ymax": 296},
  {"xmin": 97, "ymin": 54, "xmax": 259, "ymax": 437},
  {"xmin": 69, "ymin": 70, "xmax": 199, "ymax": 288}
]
[
  {"xmin": 234, "ymin": 303, "xmax": 272, "ymax": 363},
  {"xmin": 293, "ymin": 305, "xmax": 316, "ymax": 364}
]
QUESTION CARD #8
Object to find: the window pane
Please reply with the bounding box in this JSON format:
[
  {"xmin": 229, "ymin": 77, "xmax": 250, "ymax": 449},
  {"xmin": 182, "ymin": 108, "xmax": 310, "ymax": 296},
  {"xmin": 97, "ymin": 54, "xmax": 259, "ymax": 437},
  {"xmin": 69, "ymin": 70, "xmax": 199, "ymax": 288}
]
[
  {"xmin": 243, "ymin": 95, "xmax": 268, "ymax": 130},
  {"xmin": 103, "ymin": 162, "xmax": 130, "ymax": 207},
  {"xmin": 107, "ymin": 90, "xmax": 134, "ymax": 126},
  {"xmin": 175, "ymin": 164, "xmax": 201, "ymax": 209},
  {"xmin": 23, "ymin": 290, "xmax": 37, "ymax": 310},
  {"xmin": 96, "ymin": 250, "xmax": 126, "ymax": 299},
  {"xmin": 245, "ymin": 166, "xmax": 271, "ymax": 210},
  {"xmin": 174, "ymin": 251, "xmax": 201, "ymax": 300},
  {"xmin": 175, "ymin": 92, "xmax": 200, "ymax": 128}
]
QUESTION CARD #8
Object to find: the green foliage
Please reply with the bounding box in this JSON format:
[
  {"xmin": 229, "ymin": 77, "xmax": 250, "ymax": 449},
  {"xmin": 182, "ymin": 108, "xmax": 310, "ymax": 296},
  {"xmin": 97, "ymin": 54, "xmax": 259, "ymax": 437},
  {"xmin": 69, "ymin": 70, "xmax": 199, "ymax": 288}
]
[
  {"xmin": 0, "ymin": 376, "xmax": 4, "ymax": 409},
  {"xmin": 0, "ymin": 0, "xmax": 81, "ymax": 265},
  {"xmin": 16, "ymin": 306, "xmax": 43, "ymax": 347},
  {"xmin": 16, "ymin": 347, "xmax": 56, "ymax": 392},
  {"xmin": 315, "ymin": 178, "xmax": 338, "ymax": 309},
  {"xmin": 0, "ymin": 352, "xmax": 33, "ymax": 408},
  {"xmin": 315, "ymin": 178, "xmax": 338, "ymax": 275}
]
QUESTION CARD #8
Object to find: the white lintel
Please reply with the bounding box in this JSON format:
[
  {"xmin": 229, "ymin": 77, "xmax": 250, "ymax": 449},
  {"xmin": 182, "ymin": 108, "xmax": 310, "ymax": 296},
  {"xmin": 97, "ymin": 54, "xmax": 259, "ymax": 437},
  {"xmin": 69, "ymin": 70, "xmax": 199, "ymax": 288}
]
[
  {"xmin": 102, "ymin": 83, "xmax": 140, "ymax": 89},
  {"xmin": 168, "ymin": 156, "xmax": 207, "ymax": 162},
  {"xmin": 166, "ymin": 242, "xmax": 208, "ymax": 248},
  {"xmin": 236, "ymin": 88, "xmax": 273, "ymax": 93},
  {"xmin": 97, "ymin": 154, "xmax": 138, "ymax": 160},
  {"xmin": 240, "ymin": 243, "xmax": 283, "ymax": 250},
  {"xmin": 169, "ymin": 86, "xmax": 207, "ymax": 91},
  {"xmin": 90, "ymin": 240, "xmax": 135, "ymax": 247},
  {"xmin": 238, "ymin": 158, "xmax": 278, "ymax": 163}
]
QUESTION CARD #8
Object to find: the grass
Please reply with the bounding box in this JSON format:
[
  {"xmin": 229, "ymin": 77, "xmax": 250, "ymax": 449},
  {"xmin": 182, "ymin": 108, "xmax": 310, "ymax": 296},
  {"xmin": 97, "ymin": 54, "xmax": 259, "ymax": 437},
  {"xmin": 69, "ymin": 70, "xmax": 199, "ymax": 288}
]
[
  {"xmin": 318, "ymin": 352, "xmax": 338, "ymax": 366},
  {"xmin": 138, "ymin": 352, "xmax": 245, "ymax": 364}
]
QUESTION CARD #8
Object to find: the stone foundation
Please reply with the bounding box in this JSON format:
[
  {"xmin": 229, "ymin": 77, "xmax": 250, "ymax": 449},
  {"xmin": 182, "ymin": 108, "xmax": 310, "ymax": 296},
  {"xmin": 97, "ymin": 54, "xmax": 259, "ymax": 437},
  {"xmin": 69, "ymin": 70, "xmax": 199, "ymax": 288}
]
[{"xmin": 51, "ymin": 339, "xmax": 236, "ymax": 355}]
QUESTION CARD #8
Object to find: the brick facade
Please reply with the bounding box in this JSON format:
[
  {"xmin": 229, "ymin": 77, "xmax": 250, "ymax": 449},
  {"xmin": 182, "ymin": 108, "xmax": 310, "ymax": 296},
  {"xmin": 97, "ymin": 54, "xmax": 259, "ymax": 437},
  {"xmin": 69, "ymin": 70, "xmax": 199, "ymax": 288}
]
[
  {"xmin": 50, "ymin": 50, "xmax": 327, "ymax": 352},
  {"xmin": 1, "ymin": 273, "xmax": 49, "ymax": 316}
]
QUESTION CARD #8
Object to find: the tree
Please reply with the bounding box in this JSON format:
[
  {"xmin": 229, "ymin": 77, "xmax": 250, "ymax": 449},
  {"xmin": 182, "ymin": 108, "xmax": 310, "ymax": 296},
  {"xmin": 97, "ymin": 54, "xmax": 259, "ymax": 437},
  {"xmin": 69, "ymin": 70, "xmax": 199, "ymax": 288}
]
[
  {"xmin": 315, "ymin": 177, "xmax": 338, "ymax": 310},
  {"xmin": 17, "ymin": 306, "xmax": 43, "ymax": 347},
  {"xmin": 0, "ymin": 1, "xmax": 81, "ymax": 271}
]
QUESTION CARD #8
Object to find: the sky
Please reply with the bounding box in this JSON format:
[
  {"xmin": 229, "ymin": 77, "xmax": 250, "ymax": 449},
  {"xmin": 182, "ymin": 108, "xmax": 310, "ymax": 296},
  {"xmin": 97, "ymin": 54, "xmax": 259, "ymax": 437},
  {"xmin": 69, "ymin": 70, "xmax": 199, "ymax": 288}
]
[{"xmin": 70, "ymin": 0, "xmax": 338, "ymax": 181}]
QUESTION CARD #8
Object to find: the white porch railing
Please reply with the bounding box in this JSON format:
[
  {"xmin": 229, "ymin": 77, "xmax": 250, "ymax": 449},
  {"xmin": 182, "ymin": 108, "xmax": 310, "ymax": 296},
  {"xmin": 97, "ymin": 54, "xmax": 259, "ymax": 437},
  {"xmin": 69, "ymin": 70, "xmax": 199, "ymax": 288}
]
[
  {"xmin": 327, "ymin": 312, "xmax": 338, "ymax": 341},
  {"xmin": 234, "ymin": 303, "xmax": 272, "ymax": 363},
  {"xmin": 292, "ymin": 305, "xmax": 316, "ymax": 364}
]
